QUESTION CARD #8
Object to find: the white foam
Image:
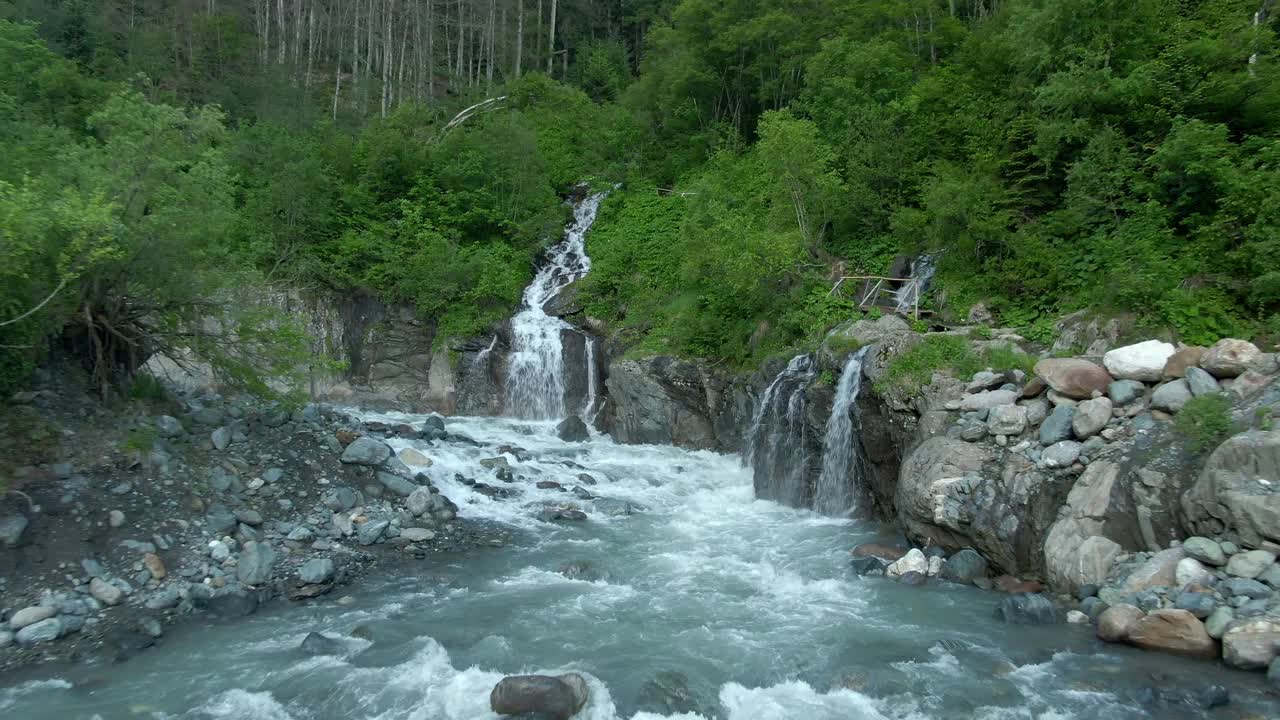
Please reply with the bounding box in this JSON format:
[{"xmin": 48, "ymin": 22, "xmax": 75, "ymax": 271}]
[{"xmin": 191, "ymin": 689, "xmax": 297, "ymax": 720}]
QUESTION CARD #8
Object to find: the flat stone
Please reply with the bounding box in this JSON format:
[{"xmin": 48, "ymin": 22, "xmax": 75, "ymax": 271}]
[
  {"xmin": 399, "ymin": 527, "xmax": 436, "ymax": 542},
  {"xmin": 1182, "ymin": 536, "xmax": 1226, "ymax": 566},
  {"xmin": 89, "ymin": 577, "xmax": 124, "ymax": 606},
  {"xmin": 1128, "ymin": 609, "xmax": 1216, "ymax": 658},
  {"xmin": 1225, "ymin": 550, "xmax": 1275, "ymax": 579},
  {"xmin": 1104, "ymin": 340, "xmax": 1176, "ymax": 382},
  {"xmin": 356, "ymin": 519, "xmax": 389, "ymax": 546},
  {"xmin": 1034, "ymin": 358, "xmax": 1113, "ymax": 399},
  {"xmin": 961, "ymin": 389, "xmax": 1018, "ymax": 411}
]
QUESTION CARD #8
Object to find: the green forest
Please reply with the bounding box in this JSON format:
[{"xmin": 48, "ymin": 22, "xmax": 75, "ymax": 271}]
[{"xmin": 1, "ymin": 0, "xmax": 1278, "ymax": 394}]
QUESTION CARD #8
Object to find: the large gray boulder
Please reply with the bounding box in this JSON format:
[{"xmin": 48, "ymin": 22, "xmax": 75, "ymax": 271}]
[
  {"xmin": 1150, "ymin": 379, "xmax": 1192, "ymax": 413},
  {"xmin": 340, "ymin": 437, "xmax": 392, "ymax": 466},
  {"xmin": 237, "ymin": 541, "xmax": 276, "ymax": 586},
  {"xmin": 0, "ymin": 514, "xmax": 28, "ymax": 548},
  {"xmin": 1201, "ymin": 338, "xmax": 1262, "ymax": 378},
  {"xmin": 1103, "ymin": 340, "xmax": 1176, "ymax": 382},
  {"xmin": 1043, "ymin": 462, "xmax": 1124, "ymax": 592},
  {"xmin": 1071, "ymin": 397, "xmax": 1112, "ymax": 439},
  {"xmin": 1039, "ymin": 405, "xmax": 1075, "ymax": 445},
  {"xmin": 1182, "ymin": 429, "xmax": 1280, "ymax": 548},
  {"xmin": 556, "ymin": 416, "xmax": 590, "ymax": 442},
  {"xmin": 490, "ymin": 674, "xmax": 590, "ymax": 720}
]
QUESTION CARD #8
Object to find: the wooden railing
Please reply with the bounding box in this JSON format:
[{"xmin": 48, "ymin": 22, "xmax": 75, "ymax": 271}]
[{"xmin": 828, "ymin": 275, "xmax": 923, "ymax": 319}]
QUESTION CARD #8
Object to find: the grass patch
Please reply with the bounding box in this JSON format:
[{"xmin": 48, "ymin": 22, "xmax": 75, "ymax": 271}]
[
  {"xmin": 876, "ymin": 335, "xmax": 1035, "ymax": 396},
  {"xmin": 123, "ymin": 427, "xmax": 158, "ymax": 453},
  {"xmin": 1175, "ymin": 394, "xmax": 1233, "ymax": 453},
  {"xmin": 127, "ymin": 373, "xmax": 169, "ymax": 401},
  {"xmin": 824, "ymin": 333, "xmax": 863, "ymax": 355}
]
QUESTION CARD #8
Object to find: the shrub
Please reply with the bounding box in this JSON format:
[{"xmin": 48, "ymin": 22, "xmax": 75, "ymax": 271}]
[
  {"xmin": 1176, "ymin": 394, "xmax": 1233, "ymax": 453},
  {"xmin": 877, "ymin": 334, "xmax": 975, "ymax": 395}
]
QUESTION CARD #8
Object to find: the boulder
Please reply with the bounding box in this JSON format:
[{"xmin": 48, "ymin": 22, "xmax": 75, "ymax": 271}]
[
  {"xmin": 1071, "ymin": 397, "xmax": 1112, "ymax": 440},
  {"xmin": 961, "ymin": 389, "xmax": 1018, "ymax": 411},
  {"xmin": 1042, "ymin": 441, "xmax": 1083, "ymax": 469},
  {"xmin": 1150, "ymin": 380, "xmax": 1192, "ymax": 413},
  {"xmin": 1221, "ymin": 619, "xmax": 1280, "ymax": 669},
  {"xmin": 155, "ymin": 415, "xmax": 185, "ymax": 437},
  {"xmin": 1118, "ymin": 548, "xmax": 1185, "ymax": 594},
  {"xmin": 556, "ymin": 416, "xmax": 590, "ymax": 442},
  {"xmin": 1182, "ymin": 429, "xmax": 1280, "ymax": 549},
  {"xmin": 987, "ymin": 405, "xmax": 1028, "ymax": 436},
  {"xmin": 1039, "ymin": 405, "xmax": 1075, "ymax": 445},
  {"xmin": 1104, "ymin": 341, "xmax": 1176, "ymax": 382},
  {"xmin": 1097, "ymin": 604, "xmax": 1145, "ymax": 642},
  {"xmin": 399, "ymin": 527, "xmax": 436, "ymax": 542},
  {"xmin": 849, "ymin": 556, "xmax": 889, "ymax": 576},
  {"xmin": 299, "ymin": 558, "xmax": 335, "ymax": 585},
  {"xmin": 1184, "ymin": 367, "xmax": 1220, "ymax": 397},
  {"xmin": 376, "ymin": 471, "xmax": 417, "ymax": 498},
  {"xmin": 1225, "ymin": 549, "xmax": 1275, "ymax": 579},
  {"xmin": 997, "ymin": 593, "xmax": 1059, "ymax": 624},
  {"xmin": 9, "ymin": 606, "xmax": 56, "ymax": 630},
  {"xmin": 356, "ymin": 519, "xmax": 389, "ymax": 546},
  {"xmin": 0, "ymin": 514, "xmax": 29, "ymax": 548},
  {"xmin": 339, "ymin": 437, "xmax": 392, "ymax": 466},
  {"xmin": 1201, "ymin": 339, "xmax": 1262, "ymax": 378},
  {"xmin": 407, "ymin": 487, "xmax": 433, "ymax": 516},
  {"xmin": 237, "ymin": 541, "xmax": 276, "ymax": 586},
  {"xmin": 211, "ymin": 426, "xmax": 232, "ymax": 450},
  {"xmin": 636, "ymin": 670, "xmax": 703, "ymax": 716},
  {"xmin": 300, "ymin": 632, "xmax": 346, "ymax": 656},
  {"xmin": 1033, "ymin": 358, "xmax": 1113, "ymax": 399},
  {"xmin": 89, "ymin": 577, "xmax": 124, "ymax": 606},
  {"xmin": 940, "ymin": 549, "xmax": 989, "ymax": 584},
  {"xmin": 1046, "ymin": 532, "xmax": 1121, "ymax": 593},
  {"xmin": 1174, "ymin": 591, "xmax": 1217, "ymax": 619},
  {"xmin": 1107, "ymin": 379, "xmax": 1146, "ymax": 406},
  {"xmin": 886, "ymin": 548, "xmax": 929, "ymax": 578},
  {"xmin": 1182, "ymin": 537, "xmax": 1226, "ymax": 566},
  {"xmin": 1127, "ymin": 609, "xmax": 1217, "ymax": 658},
  {"xmin": 1175, "ymin": 557, "xmax": 1212, "ymax": 588},
  {"xmin": 15, "ymin": 618, "xmax": 63, "ymax": 646},
  {"xmin": 1205, "ymin": 607, "xmax": 1235, "ymax": 639},
  {"xmin": 1021, "ymin": 397, "xmax": 1050, "ymax": 427},
  {"xmin": 490, "ymin": 674, "xmax": 589, "ymax": 720},
  {"xmin": 398, "ymin": 448, "xmax": 432, "ymax": 466},
  {"xmin": 1221, "ymin": 577, "xmax": 1271, "ymax": 599},
  {"xmin": 1163, "ymin": 346, "xmax": 1207, "ymax": 379}
]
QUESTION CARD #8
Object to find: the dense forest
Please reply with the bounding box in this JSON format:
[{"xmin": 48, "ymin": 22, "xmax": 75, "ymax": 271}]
[{"xmin": 2, "ymin": 0, "xmax": 1278, "ymax": 394}]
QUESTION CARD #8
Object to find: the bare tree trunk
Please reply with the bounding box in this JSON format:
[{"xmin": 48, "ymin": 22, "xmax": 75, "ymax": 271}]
[
  {"xmin": 515, "ymin": 0, "xmax": 523, "ymax": 77},
  {"xmin": 546, "ymin": 0, "xmax": 557, "ymax": 74},
  {"xmin": 485, "ymin": 0, "xmax": 495, "ymax": 91},
  {"xmin": 277, "ymin": 0, "xmax": 286, "ymax": 64},
  {"xmin": 382, "ymin": 0, "xmax": 394, "ymax": 117},
  {"xmin": 457, "ymin": 0, "xmax": 465, "ymax": 79},
  {"xmin": 428, "ymin": 0, "xmax": 436, "ymax": 99}
]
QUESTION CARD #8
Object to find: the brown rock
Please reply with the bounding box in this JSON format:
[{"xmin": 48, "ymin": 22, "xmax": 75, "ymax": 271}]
[
  {"xmin": 143, "ymin": 553, "xmax": 166, "ymax": 580},
  {"xmin": 994, "ymin": 575, "xmax": 1042, "ymax": 594},
  {"xmin": 850, "ymin": 543, "xmax": 907, "ymax": 562},
  {"xmin": 1021, "ymin": 377, "xmax": 1047, "ymax": 399},
  {"xmin": 335, "ymin": 430, "xmax": 359, "ymax": 448},
  {"xmin": 1033, "ymin": 359, "xmax": 1113, "ymax": 400},
  {"xmin": 1127, "ymin": 609, "xmax": 1217, "ymax": 658},
  {"xmin": 1162, "ymin": 346, "xmax": 1206, "ymax": 379},
  {"xmin": 1097, "ymin": 604, "xmax": 1145, "ymax": 643}
]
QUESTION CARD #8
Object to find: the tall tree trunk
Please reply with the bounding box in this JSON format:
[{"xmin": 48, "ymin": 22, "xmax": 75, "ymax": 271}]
[
  {"xmin": 485, "ymin": 0, "xmax": 495, "ymax": 90},
  {"xmin": 428, "ymin": 0, "xmax": 436, "ymax": 99},
  {"xmin": 546, "ymin": 0, "xmax": 556, "ymax": 74},
  {"xmin": 515, "ymin": 0, "xmax": 523, "ymax": 78},
  {"xmin": 457, "ymin": 0, "xmax": 465, "ymax": 79}
]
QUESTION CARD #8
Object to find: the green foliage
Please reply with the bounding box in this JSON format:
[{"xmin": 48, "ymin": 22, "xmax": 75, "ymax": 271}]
[
  {"xmin": 1176, "ymin": 393, "xmax": 1234, "ymax": 453},
  {"xmin": 123, "ymin": 426, "xmax": 157, "ymax": 453},
  {"xmin": 127, "ymin": 373, "xmax": 168, "ymax": 401},
  {"xmin": 824, "ymin": 333, "xmax": 863, "ymax": 355},
  {"xmin": 970, "ymin": 325, "xmax": 993, "ymax": 340},
  {"xmin": 877, "ymin": 335, "xmax": 1034, "ymax": 395}
]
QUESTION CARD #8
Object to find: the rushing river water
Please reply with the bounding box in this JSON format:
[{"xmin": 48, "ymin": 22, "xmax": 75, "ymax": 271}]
[{"xmin": 3, "ymin": 414, "xmax": 1274, "ymax": 720}]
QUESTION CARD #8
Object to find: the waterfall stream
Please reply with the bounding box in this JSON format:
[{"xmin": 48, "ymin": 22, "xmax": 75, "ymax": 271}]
[
  {"xmin": 503, "ymin": 191, "xmax": 607, "ymax": 420},
  {"xmin": 893, "ymin": 255, "xmax": 936, "ymax": 315},
  {"xmin": 743, "ymin": 354, "xmax": 817, "ymax": 508},
  {"xmin": 813, "ymin": 347, "xmax": 870, "ymax": 517}
]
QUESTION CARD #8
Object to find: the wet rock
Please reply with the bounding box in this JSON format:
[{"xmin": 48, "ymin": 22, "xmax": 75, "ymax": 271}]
[
  {"xmin": 940, "ymin": 549, "xmax": 989, "ymax": 585},
  {"xmin": 90, "ymin": 577, "xmax": 124, "ymax": 606},
  {"xmin": 571, "ymin": 486, "xmax": 594, "ymax": 500},
  {"xmin": 1128, "ymin": 609, "xmax": 1216, "ymax": 658},
  {"xmin": 849, "ymin": 556, "xmax": 889, "ymax": 576},
  {"xmin": 490, "ymin": 674, "xmax": 589, "ymax": 720},
  {"xmin": 886, "ymin": 548, "xmax": 929, "ymax": 578},
  {"xmin": 1066, "ymin": 610, "xmax": 1089, "ymax": 624},
  {"xmin": 536, "ymin": 480, "xmax": 564, "ymax": 490},
  {"xmin": 1033, "ymin": 358, "xmax": 1113, "ymax": 400},
  {"xmin": 237, "ymin": 541, "xmax": 276, "ymax": 585},
  {"xmin": 1225, "ymin": 549, "xmax": 1275, "ymax": 579},
  {"xmin": 420, "ymin": 415, "xmax": 447, "ymax": 440},
  {"xmin": 1081, "ymin": 597, "xmax": 1108, "ymax": 622},
  {"xmin": 16, "ymin": 618, "xmax": 63, "ymax": 646},
  {"xmin": 1150, "ymin": 380, "xmax": 1192, "ymax": 413},
  {"xmin": 556, "ymin": 416, "xmax": 590, "ymax": 442},
  {"xmin": 340, "ymin": 437, "xmax": 392, "ymax": 466},
  {"xmin": 539, "ymin": 508, "xmax": 588, "ymax": 522},
  {"xmin": 155, "ymin": 415, "xmax": 185, "ymax": 437},
  {"xmin": 204, "ymin": 589, "xmax": 258, "ymax": 617},
  {"xmin": 399, "ymin": 527, "xmax": 436, "ymax": 542},
  {"xmin": 1201, "ymin": 338, "xmax": 1261, "ymax": 378},
  {"xmin": 1039, "ymin": 405, "xmax": 1075, "ymax": 445},
  {"xmin": 211, "ymin": 426, "xmax": 232, "ymax": 450},
  {"xmin": 1181, "ymin": 537, "xmax": 1225, "ymax": 566},
  {"xmin": 1222, "ymin": 619, "xmax": 1280, "ymax": 669},
  {"xmin": 356, "ymin": 519, "xmax": 389, "ymax": 545},
  {"xmin": 996, "ymin": 593, "xmax": 1058, "ymax": 625},
  {"xmin": 299, "ymin": 558, "xmax": 335, "ymax": 584},
  {"xmin": 1103, "ymin": 341, "xmax": 1176, "ymax": 382},
  {"xmin": 300, "ymin": 631, "xmax": 346, "ymax": 656},
  {"xmin": 897, "ymin": 571, "xmax": 928, "ymax": 586},
  {"xmin": 0, "ymin": 514, "xmax": 29, "ymax": 548},
  {"xmin": 592, "ymin": 498, "xmax": 642, "ymax": 516},
  {"xmin": 9, "ymin": 606, "xmax": 56, "ymax": 630},
  {"xmin": 1097, "ymin": 604, "xmax": 1145, "ymax": 642},
  {"xmin": 1070, "ymin": 397, "xmax": 1111, "ymax": 439},
  {"xmin": 558, "ymin": 561, "xmax": 593, "ymax": 579},
  {"xmin": 398, "ymin": 448, "xmax": 432, "ymax": 466},
  {"xmin": 1195, "ymin": 685, "xmax": 1230, "ymax": 709},
  {"xmin": 851, "ymin": 543, "xmax": 907, "ymax": 562},
  {"xmin": 636, "ymin": 670, "xmax": 703, "ymax": 716},
  {"xmin": 1184, "ymin": 367, "xmax": 1219, "ymax": 397},
  {"xmin": 376, "ymin": 471, "xmax": 418, "ymax": 498}
]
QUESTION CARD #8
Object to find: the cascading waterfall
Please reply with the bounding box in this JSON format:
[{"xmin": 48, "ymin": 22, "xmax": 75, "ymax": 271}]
[
  {"xmin": 473, "ymin": 335, "xmax": 498, "ymax": 368},
  {"xmin": 580, "ymin": 335, "xmax": 601, "ymax": 426},
  {"xmin": 743, "ymin": 354, "xmax": 817, "ymax": 507},
  {"xmin": 504, "ymin": 191, "xmax": 607, "ymax": 420},
  {"xmin": 813, "ymin": 347, "xmax": 870, "ymax": 517},
  {"xmin": 893, "ymin": 254, "xmax": 937, "ymax": 315}
]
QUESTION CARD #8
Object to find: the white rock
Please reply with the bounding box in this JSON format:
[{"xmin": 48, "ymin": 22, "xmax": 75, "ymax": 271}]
[
  {"xmin": 1103, "ymin": 340, "xmax": 1176, "ymax": 382},
  {"xmin": 927, "ymin": 555, "xmax": 944, "ymax": 577},
  {"xmin": 89, "ymin": 577, "xmax": 124, "ymax": 606},
  {"xmin": 1067, "ymin": 610, "xmax": 1090, "ymax": 624},
  {"xmin": 208, "ymin": 540, "xmax": 231, "ymax": 562},
  {"xmin": 1175, "ymin": 557, "xmax": 1212, "ymax": 587},
  {"xmin": 886, "ymin": 548, "xmax": 929, "ymax": 578},
  {"xmin": 108, "ymin": 510, "xmax": 126, "ymax": 528},
  {"xmin": 9, "ymin": 606, "xmax": 56, "ymax": 630},
  {"xmin": 1043, "ymin": 441, "xmax": 1083, "ymax": 469},
  {"xmin": 961, "ymin": 390, "xmax": 1019, "ymax": 411}
]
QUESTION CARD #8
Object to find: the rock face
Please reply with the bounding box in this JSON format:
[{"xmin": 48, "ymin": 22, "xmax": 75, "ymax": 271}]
[
  {"xmin": 1182, "ymin": 429, "xmax": 1280, "ymax": 548},
  {"xmin": 1201, "ymin": 339, "xmax": 1261, "ymax": 378},
  {"xmin": 1104, "ymin": 341, "xmax": 1176, "ymax": 382},
  {"xmin": 1127, "ymin": 609, "xmax": 1217, "ymax": 658},
  {"xmin": 1033, "ymin": 358, "xmax": 1113, "ymax": 399},
  {"xmin": 603, "ymin": 356, "xmax": 752, "ymax": 452},
  {"xmin": 490, "ymin": 674, "xmax": 589, "ymax": 720},
  {"xmin": 1044, "ymin": 462, "xmax": 1124, "ymax": 592}
]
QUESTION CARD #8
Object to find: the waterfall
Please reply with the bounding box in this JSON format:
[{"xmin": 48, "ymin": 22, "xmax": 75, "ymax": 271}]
[
  {"xmin": 473, "ymin": 335, "xmax": 497, "ymax": 369},
  {"xmin": 504, "ymin": 191, "xmax": 608, "ymax": 420},
  {"xmin": 743, "ymin": 354, "xmax": 817, "ymax": 507},
  {"xmin": 894, "ymin": 255, "xmax": 937, "ymax": 315},
  {"xmin": 581, "ymin": 335, "xmax": 601, "ymax": 426},
  {"xmin": 814, "ymin": 347, "xmax": 870, "ymax": 516}
]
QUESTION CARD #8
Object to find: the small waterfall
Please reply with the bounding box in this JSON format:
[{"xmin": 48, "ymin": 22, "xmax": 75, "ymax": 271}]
[
  {"xmin": 504, "ymin": 191, "xmax": 607, "ymax": 420},
  {"xmin": 473, "ymin": 335, "xmax": 497, "ymax": 367},
  {"xmin": 744, "ymin": 354, "xmax": 817, "ymax": 507},
  {"xmin": 894, "ymin": 255, "xmax": 937, "ymax": 315},
  {"xmin": 814, "ymin": 347, "xmax": 870, "ymax": 516},
  {"xmin": 580, "ymin": 335, "xmax": 601, "ymax": 426}
]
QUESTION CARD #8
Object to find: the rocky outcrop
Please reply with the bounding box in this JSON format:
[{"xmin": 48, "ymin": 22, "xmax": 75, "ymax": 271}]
[
  {"xmin": 602, "ymin": 356, "xmax": 753, "ymax": 452},
  {"xmin": 1182, "ymin": 429, "xmax": 1280, "ymax": 548}
]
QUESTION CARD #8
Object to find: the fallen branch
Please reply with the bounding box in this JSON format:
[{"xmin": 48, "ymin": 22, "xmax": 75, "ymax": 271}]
[{"xmin": 0, "ymin": 277, "xmax": 68, "ymax": 328}]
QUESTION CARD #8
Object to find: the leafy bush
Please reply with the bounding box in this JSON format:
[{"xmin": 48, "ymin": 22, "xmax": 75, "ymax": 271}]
[
  {"xmin": 1176, "ymin": 394, "xmax": 1233, "ymax": 453},
  {"xmin": 876, "ymin": 334, "xmax": 977, "ymax": 395}
]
